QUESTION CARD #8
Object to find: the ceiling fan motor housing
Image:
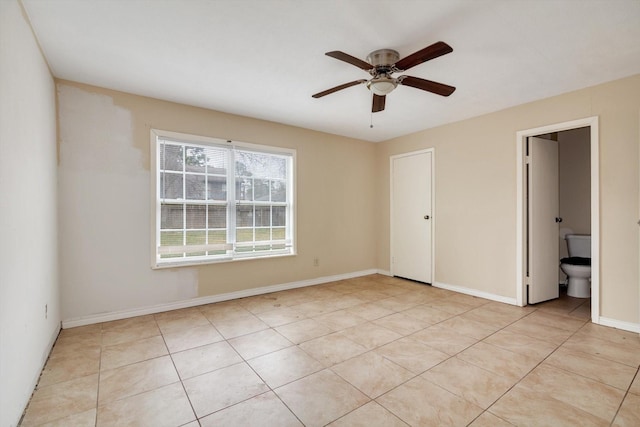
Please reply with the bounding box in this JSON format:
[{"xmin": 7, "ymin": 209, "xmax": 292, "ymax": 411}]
[{"xmin": 366, "ymin": 49, "xmax": 400, "ymax": 71}]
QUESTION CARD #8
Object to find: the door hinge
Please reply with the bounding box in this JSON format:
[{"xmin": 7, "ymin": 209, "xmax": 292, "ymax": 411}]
[{"xmin": 525, "ymin": 155, "xmax": 531, "ymax": 164}]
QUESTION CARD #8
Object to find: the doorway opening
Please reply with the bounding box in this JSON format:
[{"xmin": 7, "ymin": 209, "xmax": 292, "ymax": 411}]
[{"xmin": 516, "ymin": 117, "xmax": 600, "ymax": 323}]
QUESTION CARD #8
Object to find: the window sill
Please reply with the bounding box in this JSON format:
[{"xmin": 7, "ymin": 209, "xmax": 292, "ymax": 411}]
[{"xmin": 151, "ymin": 251, "xmax": 296, "ymax": 269}]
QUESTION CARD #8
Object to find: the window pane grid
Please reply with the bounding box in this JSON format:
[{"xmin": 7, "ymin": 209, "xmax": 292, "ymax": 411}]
[{"xmin": 156, "ymin": 136, "xmax": 292, "ymax": 264}]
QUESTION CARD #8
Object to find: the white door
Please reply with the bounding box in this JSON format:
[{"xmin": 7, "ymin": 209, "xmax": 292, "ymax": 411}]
[
  {"xmin": 391, "ymin": 150, "xmax": 433, "ymax": 283},
  {"xmin": 528, "ymin": 137, "xmax": 559, "ymax": 303}
]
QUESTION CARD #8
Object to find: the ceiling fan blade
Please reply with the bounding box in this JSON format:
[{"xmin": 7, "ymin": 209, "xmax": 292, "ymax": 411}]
[
  {"xmin": 395, "ymin": 41, "xmax": 453, "ymax": 71},
  {"xmin": 372, "ymin": 94, "xmax": 386, "ymax": 112},
  {"xmin": 399, "ymin": 76, "xmax": 456, "ymax": 97},
  {"xmin": 325, "ymin": 51, "xmax": 372, "ymax": 71},
  {"xmin": 312, "ymin": 80, "xmax": 367, "ymax": 98}
]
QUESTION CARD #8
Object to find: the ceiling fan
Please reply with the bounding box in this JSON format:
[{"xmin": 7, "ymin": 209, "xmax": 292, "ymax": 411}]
[{"xmin": 312, "ymin": 41, "xmax": 456, "ymax": 113}]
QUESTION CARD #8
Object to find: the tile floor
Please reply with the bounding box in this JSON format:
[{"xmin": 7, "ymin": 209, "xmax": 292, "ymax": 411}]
[{"xmin": 20, "ymin": 275, "xmax": 640, "ymax": 426}]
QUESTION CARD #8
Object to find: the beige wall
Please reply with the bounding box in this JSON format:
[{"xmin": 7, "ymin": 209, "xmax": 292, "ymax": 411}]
[
  {"xmin": 57, "ymin": 81, "xmax": 377, "ymax": 320},
  {"xmin": 558, "ymin": 126, "xmax": 591, "ymax": 262},
  {"xmin": 376, "ymin": 74, "xmax": 640, "ymax": 323},
  {"xmin": 0, "ymin": 1, "xmax": 59, "ymax": 425},
  {"xmin": 57, "ymin": 74, "xmax": 639, "ymax": 325}
]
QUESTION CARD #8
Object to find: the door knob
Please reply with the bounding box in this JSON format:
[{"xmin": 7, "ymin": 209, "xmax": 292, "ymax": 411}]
[
  {"xmin": 424, "ymin": 215, "xmax": 430, "ymax": 220},
  {"xmin": 555, "ymin": 217, "xmax": 563, "ymax": 223}
]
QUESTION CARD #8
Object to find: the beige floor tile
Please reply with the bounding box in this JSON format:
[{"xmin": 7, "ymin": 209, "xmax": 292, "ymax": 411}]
[
  {"xmin": 327, "ymin": 401, "xmax": 408, "ymax": 426},
  {"xmin": 489, "ymin": 383, "xmax": 609, "ymax": 427},
  {"xmin": 460, "ymin": 306, "xmax": 523, "ymax": 329},
  {"xmin": 519, "ymin": 364, "xmax": 625, "ymax": 422},
  {"xmin": 544, "ymin": 346, "xmax": 637, "ymax": 390},
  {"xmin": 238, "ymin": 294, "xmax": 289, "ymax": 314},
  {"xmin": 211, "ymin": 314, "xmax": 269, "ymax": 339},
  {"xmin": 375, "ymin": 295, "xmax": 421, "ymax": 312},
  {"xmin": 339, "ymin": 322, "xmax": 402, "ymax": 350},
  {"xmin": 422, "ymin": 300, "xmax": 471, "ymax": 317},
  {"xmin": 375, "ymin": 337, "xmax": 449, "ymax": 374},
  {"xmin": 228, "ymin": 328, "xmax": 292, "ymax": 360},
  {"xmin": 524, "ymin": 310, "xmax": 587, "ymax": 332},
  {"xmin": 38, "ymin": 408, "xmax": 96, "ymax": 427},
  {"xmin": 98, "ymin": 355, "xmax": 178, "ymax": 405},
  {"xmin": 162, "ymin": 323, "xmax": 223, "ymax": 353},
  {"xmin": 410, "ymin": 325, "xmax": 477, "ymax": 355},
  {"xmin": 38, "ymin": 348, "xmax": 100, "ymax": 387},
  {"xmin": 372, "ymin": 312, "xmax": 430, "ymax": 336},
  {"xmin": 21, "ymin": 374, "xmax": 98, "ymax": 426},
  {"xmin": 612, "ymin": 392, "xmax": 640, "ymax": 426},
  {"xmin": 576, "ymin": 322, "xmax": 640, "ymax": 347},
  {"xmin": 483, "ymin": 301, "xmax": 535, "ymax": 316},
  {"xmin": 322, "ymin": 294, "xmax": 366, "ymax": 311},
  {"xmin": 629, "ymin": 372, "xmax": 640, "ymax": 395},
  {"xmin": 59, "ymin": 323, "xmax": 102, "ymax": 337},
  {"xmin": 569, "ymin": 301, "xmax": 591, "ymax": 319},
  {"xmin": 401, "ymin": 304, "xmax": 456, "ymax": 324},
  {"xmin": 20, "ymin": 281, "xmax": 640, "ymax": 427},
  {"xmin": 351, "ymin": 289, "xmax": 392, "ymax": 302},
  {"xmin": 377, "ymin": 376, "xmax": 483, "ymax": 427},
  {"xmin": 536, "ymin": 295, "xmax": 586, "ymax": 316},
  {"xmin": 100, "ymin": 335, "xmax": 168, "ymax": 371},
  {"xmin": 483, "ymin": 329, "xmax": 557, "ymax": 361},
  {"xmin": 275, "ymin": 369, "xmax": 369, "ymax": 427},
  {"xmin": 468, "ymin": 411, "xmax": 514, "ymax": 427},
  {"xmin": 199, "ymin": 391, "xmax": 302, "ymax": 427},
  {"xmin": 154, "ymin": 310, "xmax": 210, "ymax": 334},
  {"xmin": 183, "ymin": 362, "xmax": 269, "ymax": 418},
  {"xmin": 248, "ymin": 346, "xmax": 324, "ymax": 388},
  {"xmin": 199, "ymin": 302, "xmax": 252, "ymax": 323},
  {"xmin": 50, "ymin": 334, "xmax": 101, "ymax": 358},
  {"xmin": 299, "ymin": 332, "xmax": 367, "ymax": 367},
  {"xmin": 421, "ymin": 357, "xmax": 516, "ymax": 409},
  {"xmin": 314, "ymin": 309, "xmax": 367, "ymax": 331},
  {"xmin": 457, "ymin": 342, "xmax": 539, "ymax": 381},
  {"xmin": 171, "ymin": 341, "xmax": 242, "ymax": 379},
  {"xmin": 332, "ymin": 352, "xmax": 414, "ymax": 398},
  {"xmin": 562, "ymin": 334, "xmax": 640, "ymax": 367},
  {"xmin": 504, "ymin": 317, "xmax": 574, "ymax": 345},
  {"xmin": 101, "ymin": 315, "xmax": 155, "ymax": 330},
  {"xmin": 101, "ymin": 319, "xmax": 161, "ymax": 347},
  {"xmin": 275, "ymin": 318, "xmax": 333, "ymax": 343},
  {"xmin": 97, "ymin": 382, "xmax": 195, "ymax": 427},
  {"xmin": 291, "ymin": 300, "xmax": 337, "ymax": 317},
  {"xmin": 437, "ymin": 316, "xmax": 497, "ymax": 340},
  {"xmin": 442, "ymin": 293, "xmax": 489, "ymax": 308},
  {"xmin": 256, "ymin": 306, "xmax": 306, "ymax": 327},
  {"xmin": 346, "ymin": 302, "xmax": 395, "ymax": 321}
]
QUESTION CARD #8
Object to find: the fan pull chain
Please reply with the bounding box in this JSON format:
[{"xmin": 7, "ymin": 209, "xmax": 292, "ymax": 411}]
[{"xmin": 370, "ymin": 111, "xmax": 373, "ymax": 128}]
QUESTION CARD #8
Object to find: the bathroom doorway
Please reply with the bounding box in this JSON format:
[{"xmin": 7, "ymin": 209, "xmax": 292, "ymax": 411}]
[{"xmin": 516, "ymin": 117, "xmax": 600, "ymax": 322}]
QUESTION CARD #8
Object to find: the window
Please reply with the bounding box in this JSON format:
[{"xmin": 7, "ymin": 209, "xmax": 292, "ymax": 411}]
[{"xmin": 151, "ymin": 129, "xmax": 295, "ymax": 268}]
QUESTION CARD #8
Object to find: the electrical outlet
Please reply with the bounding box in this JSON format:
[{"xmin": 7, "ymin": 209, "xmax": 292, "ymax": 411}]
[
  {"xmin": 45, "ymin": 304, "xmax": 48, "ymax": 319},
  {"xmin": 313, "ymin": 257, "xmax": 319, "ymax": 267}
]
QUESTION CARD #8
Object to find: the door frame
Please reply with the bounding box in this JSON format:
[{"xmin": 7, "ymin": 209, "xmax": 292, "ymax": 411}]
[
  {"xmin": 390, "ymin": 148, "xmax": 435, "ymax": 283},
  {"xmin": 515, "ymin": 116, "xmax": 600, "ymax": 323}
]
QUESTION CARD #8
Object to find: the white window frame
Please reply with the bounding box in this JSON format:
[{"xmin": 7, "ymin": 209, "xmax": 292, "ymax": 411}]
[{"xmin": 150, "ymin": 129, "xmax": 296, "ymax": 268}]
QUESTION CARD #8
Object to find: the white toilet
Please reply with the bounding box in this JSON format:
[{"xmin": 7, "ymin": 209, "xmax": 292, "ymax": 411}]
[{"xmin": 559, "ymin": 234, "xmax": 591, "ymax": 298}]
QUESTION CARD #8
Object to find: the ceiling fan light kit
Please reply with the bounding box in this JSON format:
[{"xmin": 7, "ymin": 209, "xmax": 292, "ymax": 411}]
[{"xmin": 312, "ymin": 41, "xmax": 455, "ymax": 113}]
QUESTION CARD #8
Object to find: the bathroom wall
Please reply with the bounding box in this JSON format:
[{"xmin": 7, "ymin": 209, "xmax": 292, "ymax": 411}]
[
  {"xmin": 0, "ymin": 1, "xmax": 60, "ymax": 426},
  {"xmin": 558, "ymin": 126, "xmax": 591, "ymax": 262},
  {"xmin": 376, "ymin": 73, "xmax": 640, "ymax": 325},
  {"xmin": 57, "ymin": 81, "xmax": 377, "ymax": 322}
]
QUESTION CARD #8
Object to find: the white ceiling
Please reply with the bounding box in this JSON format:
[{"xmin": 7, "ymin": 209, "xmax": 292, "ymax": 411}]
[{"xmin": 22, "ymin": 0, "xmax": 640, "ymax": 142}]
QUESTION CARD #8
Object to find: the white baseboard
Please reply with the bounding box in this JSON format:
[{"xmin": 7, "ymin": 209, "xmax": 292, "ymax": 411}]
[
  {"xmin": 434, "ymin": 281, "xmax": 518, "ymax": 306},
  {"xmin": 62, "ymin": 269, "xmax": 378, "ymax": 329},
  {"xmin": 376, "ymin": 269, "xmax": 392, "ymax": 277},
  {"xmin": 596, "ymin": 316, "xmax": 640, "ymax": 334}
]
